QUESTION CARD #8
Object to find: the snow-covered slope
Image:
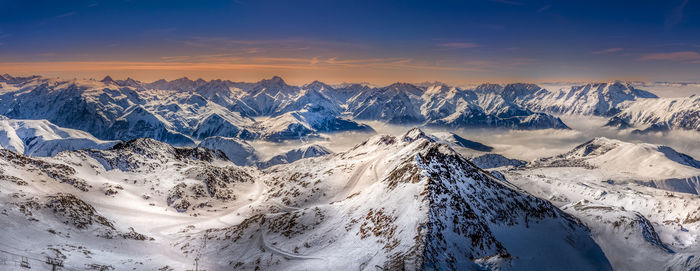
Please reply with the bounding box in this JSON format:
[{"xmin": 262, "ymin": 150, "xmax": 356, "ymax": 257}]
[
  {"xmin": 560, "ymin": 201, "xmax": 677, "ymax": 269},
  {"xmin": 0, "ymin": 138, "xmax": 259, "ymax": 270},
  {"xmin": 500, "ymin": 137, "xmax": 700, "ymax": 269},
  {"xmin": 505, "ymin": 163, "xmax": 700, "ymax": 270},
  {"xmin": 0, "ymin": 129, "xmax": 612, "ymax": 270},
  {"xmin": 0, "ymin": 118, "xmax": 118, "ymax": 156}
]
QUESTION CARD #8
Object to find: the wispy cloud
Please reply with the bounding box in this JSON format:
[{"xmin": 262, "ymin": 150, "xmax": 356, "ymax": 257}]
[
  {"xmin": 489, "ymin": 0, "xmax": 524, "ymax": 6},
  {"xmin": 537, "ymin": 4, "xmax": 551, "ymax": 13},
  {"xmin": 639, "ymin": 51, "xmax": 700, "ymax": 62},
  {"xmin": 55, "ymin": 11, "xmax": 77, "ymax": 18},
  {"xmin": 87, "ymin": 3, "xmax": 98, "ymax": 7},
  {"xmin": 438, "ymin": 42, "xmax": 479, "ymax": 49},
  {"xmin": 592, "ymin": 48, "xmax": 623, "ymax": 54},
  {"xmin": 665, "ymin": 0, "xmax": 688, "ymax": 28},
  {"xmin": 177, "ymin": 37, "xmax": 368, "ymax": 57}
]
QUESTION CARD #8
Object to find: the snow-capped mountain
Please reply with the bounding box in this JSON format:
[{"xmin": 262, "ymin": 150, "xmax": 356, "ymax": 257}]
[
  {"xmin": 0, "ymin": 128, "xmax": 613, "ymax": 270},
  {"xmin": 347, "ymin": 83, "xmax": 426, "ymax": 124},
  {"xmin": 420, "ymin": 83, "xmax": 570, "ymax": 129},
  {"xmin": 604, "ymin": 95, "xmax": 700, "ymax": 132},
  {"xmin": 256, "ymin": 144, "xmax": 332, "ymax": 169},
  {"xmin": 237, "ymin": 76, "xmax": 302, "ymax": 116},
  {"xmin": 531, "ymin": 137, "xmax": 700, "ymax": 193},
  {"xmin": 515, "ymin": 81, "xmax": 658, "ymax": 116},
  {"xmin": 0, "ymin": 117, "xmax": 118, "ymax": 156},
  {"xmin": 479, "ymin": 81, "xmax": 700, "ymax": 133}
]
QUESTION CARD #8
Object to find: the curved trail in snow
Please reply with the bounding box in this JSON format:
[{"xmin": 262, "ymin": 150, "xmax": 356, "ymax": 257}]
[
  {"xmin": 330, "ymin": 160, "xmax": 372, "ymax": 202},
  {"xmin": 258, "ymin": 230, "xmax": 324, "ymax": 261},
  {"xmin": 148, "ymin": 180, "xmax": 267, "ymax": 235},
  {"xmin": 252, "ymin": 158, "xmax": 389, "ymax": 263}
]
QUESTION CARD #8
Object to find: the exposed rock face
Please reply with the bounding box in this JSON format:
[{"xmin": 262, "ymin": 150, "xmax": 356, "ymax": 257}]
[{"xmin": 470, "ymin": 153, "xmax": 526, "ymax": 169}]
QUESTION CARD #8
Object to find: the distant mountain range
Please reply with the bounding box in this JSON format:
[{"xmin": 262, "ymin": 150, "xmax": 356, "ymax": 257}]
[{"xmin": 0, "ymin": 74, "xmax": 698, "ymax": 147}]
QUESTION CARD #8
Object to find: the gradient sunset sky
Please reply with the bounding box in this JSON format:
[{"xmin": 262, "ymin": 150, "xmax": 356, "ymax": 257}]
[{"xmin": 1, "ymin": 0, "xmax": 699, "ymax": 85}]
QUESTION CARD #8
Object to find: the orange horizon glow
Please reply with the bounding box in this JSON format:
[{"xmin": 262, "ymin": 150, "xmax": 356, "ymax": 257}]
[{"xmin": 1, "ymin": 61, "xmax": 652, "ymax": 86}]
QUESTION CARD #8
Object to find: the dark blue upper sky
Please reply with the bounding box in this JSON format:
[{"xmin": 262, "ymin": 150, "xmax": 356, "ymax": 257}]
[{"xmin": 1, "ymin": 0, "xmax": 698, "ymax": 84}]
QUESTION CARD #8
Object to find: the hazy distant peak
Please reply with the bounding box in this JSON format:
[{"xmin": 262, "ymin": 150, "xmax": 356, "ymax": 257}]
[
  {"xmin": 303, "ymin": 80, "xmax": 334, "ymax": 91},
  {"xmin": 474, "ymin": 83, "xmax": 503, "ymax": 93},
  {"xmin": 100, "ymin": 75, "xmax": 114, "ymax": 84}
]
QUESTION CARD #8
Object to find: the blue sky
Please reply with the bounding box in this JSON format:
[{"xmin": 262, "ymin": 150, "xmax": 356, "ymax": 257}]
[{"xmin": 0, "ymin": 0, "xmax": 698, "ymax": 84}]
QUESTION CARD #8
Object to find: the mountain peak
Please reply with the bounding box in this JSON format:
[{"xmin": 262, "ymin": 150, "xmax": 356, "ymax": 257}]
[
  {"xmin": 401, "ymin": 127, "xmax": 433, "ymax": 143},
  {"xmin": 118, "ymin": 77, "xmax": 140, "ymax": 87},
  {"xmin": 474, "ymin": 83, "xmax": 503, "ymax": 93},
  {"xmin": 424, "ymin": 83, "xmax": 453, "ymax": 95},
  {"xmin": 304, "ymin": 80, "xmax": 333, "ymax": 91},
  {"xmin": 100, "ymin": 75, "xmax": 114, "ymax": 84},
  {"xmin": 256, "ymin": 76, "xmax": 288, "ymax": 88},
  {"xmin": 269, "ymin": 75, "xmax": 285, "ymax": 84}
]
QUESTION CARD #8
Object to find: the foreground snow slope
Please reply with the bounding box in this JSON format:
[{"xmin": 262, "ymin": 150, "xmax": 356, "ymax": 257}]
[
  {"xmin": 501, "ymin": 137, "xmax": 700, "ymax": 270},
  {"xmin": 0, "ymin": 129, "xmax": 611, "ymax": 270},
  {"xmin": 0, "ymin": 138, "xmax": 258, "ymax": 270}
]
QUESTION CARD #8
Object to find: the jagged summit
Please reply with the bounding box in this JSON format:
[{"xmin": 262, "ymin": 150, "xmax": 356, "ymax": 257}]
[
  {"xmin": 108, "ymin": 137, "xmax": 229, "ymax": 163},
  {"xmin": 384, "ymin": 82, "xmax": 424, "ymax": 96},
  {"xmin": 259, "ymin": 75, "xmax": 287, "ymax": 86},
  {"xmin": 473, "ymin": 83, "xmax": 504, "ymax": 94},
  {"xmin": 100, "ymin": 75, "xmax": 114, "ymax": 84},
  {"xmin": 401, "ymin": 127, "xmax": 433, "ymax": 142},
  {"xmin": 303, "ymin": 80, "xmax": 334, "ymax": 92},
  {"xmin": 515, "ymin": 81, "xmax": 660, "ymax": 117}
]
